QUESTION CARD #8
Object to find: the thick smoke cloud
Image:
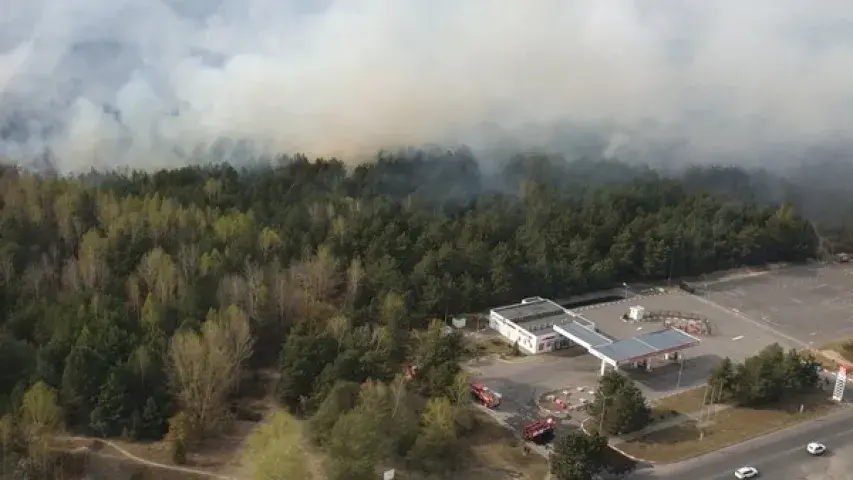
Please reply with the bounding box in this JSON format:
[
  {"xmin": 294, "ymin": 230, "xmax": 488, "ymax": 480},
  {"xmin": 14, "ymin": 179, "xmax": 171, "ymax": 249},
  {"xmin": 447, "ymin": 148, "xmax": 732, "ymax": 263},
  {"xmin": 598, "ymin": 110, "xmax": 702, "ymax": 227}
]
[{"xmin": 2, "ymin": 0, "xmax": 853, "ymax": 172}]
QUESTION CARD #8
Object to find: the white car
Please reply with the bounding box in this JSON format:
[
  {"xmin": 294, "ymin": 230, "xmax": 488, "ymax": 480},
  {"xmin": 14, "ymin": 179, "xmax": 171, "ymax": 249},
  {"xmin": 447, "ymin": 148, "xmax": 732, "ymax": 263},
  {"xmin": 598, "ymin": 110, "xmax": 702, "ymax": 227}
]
[
  {"xmin": 806, "ymin": 442, "xmax": 827, "ymax": 455},
  {"xmin": 734, "ymin": 466, "xmax": 759, "ymax": 479}
]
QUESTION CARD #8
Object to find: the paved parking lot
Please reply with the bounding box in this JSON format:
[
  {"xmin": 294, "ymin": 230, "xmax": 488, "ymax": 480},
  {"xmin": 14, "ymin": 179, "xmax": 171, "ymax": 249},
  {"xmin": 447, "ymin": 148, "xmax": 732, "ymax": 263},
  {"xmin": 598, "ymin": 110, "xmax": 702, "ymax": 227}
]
[
  {"xmin": 467, "ymin": 266, "xmax": 853, "ymax": 444},
  {"xmin": 466, "ymin": 349, "xmax": 602, "ymax": 435},
  {"xmin": 702, "ymin": 263, "xmax": 853, "ymax": 346},
  {"xmin": 577, "ymin": 292, "xmax": 800, "ymax": 398}
]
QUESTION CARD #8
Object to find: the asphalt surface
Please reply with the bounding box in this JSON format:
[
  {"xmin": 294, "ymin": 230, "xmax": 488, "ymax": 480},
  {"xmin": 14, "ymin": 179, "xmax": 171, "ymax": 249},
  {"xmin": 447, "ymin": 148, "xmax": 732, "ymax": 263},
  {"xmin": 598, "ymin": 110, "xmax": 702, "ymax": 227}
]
[
  {"xmin": 630, "ymin": 407, "xmax": 853, "ymax": 480},
  {"xmin": 578, "ymin": 291, "xmax": 801, "ymax": 398},
  {"xmin": 702, "ymin": 263, "xmax": 853, "ymax": 345}
]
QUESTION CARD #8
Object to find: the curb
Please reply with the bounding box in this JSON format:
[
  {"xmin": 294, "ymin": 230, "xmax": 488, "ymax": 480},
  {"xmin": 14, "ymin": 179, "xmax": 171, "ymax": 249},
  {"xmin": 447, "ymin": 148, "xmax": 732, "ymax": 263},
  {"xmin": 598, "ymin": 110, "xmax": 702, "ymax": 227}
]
[
  {"xmin": 496, "ymin": 355, "xmax": 543, "ymax": 364},
  {"xmin": 579, "ymin": 402, "xmax": 853, "ymax": 467},
  {"xmin": 579, "ymin": 418, "xmax": 657, "ymax": 465}
]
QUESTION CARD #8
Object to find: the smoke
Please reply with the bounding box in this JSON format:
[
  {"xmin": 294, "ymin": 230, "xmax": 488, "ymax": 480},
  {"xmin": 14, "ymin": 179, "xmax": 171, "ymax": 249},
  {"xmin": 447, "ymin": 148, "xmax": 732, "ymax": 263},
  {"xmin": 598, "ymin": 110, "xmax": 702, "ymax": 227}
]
[{"xmin": 3, "ymin": 0, "xmax": 853, "ymax": 172}]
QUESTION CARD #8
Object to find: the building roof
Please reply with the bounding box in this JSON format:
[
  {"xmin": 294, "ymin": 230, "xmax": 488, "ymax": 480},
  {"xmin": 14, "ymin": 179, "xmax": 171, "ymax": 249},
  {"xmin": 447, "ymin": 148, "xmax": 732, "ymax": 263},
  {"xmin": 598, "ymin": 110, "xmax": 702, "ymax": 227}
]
[
  {"xmin": 590, "ymin": 329, "xmax": 700, "ymax": 364},
  {"xmin": 592, "ymin": 339, "xmax": 659, "ymax": 364},
  {"xmin": 552, "ymin": 321, "xmax": 612, "ymax": 349},
  {"xmin": 491, "ymin": 298, "xmax": 565, "ymax": 323},
  {"xmin": 636, "ymin": 329, "xmax": 700, "ymax": 352}
]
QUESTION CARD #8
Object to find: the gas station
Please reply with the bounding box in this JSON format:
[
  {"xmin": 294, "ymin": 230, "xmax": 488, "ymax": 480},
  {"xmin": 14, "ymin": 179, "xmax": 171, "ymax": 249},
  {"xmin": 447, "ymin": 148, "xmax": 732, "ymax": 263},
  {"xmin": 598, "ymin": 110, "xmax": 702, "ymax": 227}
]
[
  {"xmin": 488, "ymin": 296, "xmax": 702, "ymax": 375},
  {"xmin": 553, "ymin": 318, "xmax": 701, "ymax": 376}
]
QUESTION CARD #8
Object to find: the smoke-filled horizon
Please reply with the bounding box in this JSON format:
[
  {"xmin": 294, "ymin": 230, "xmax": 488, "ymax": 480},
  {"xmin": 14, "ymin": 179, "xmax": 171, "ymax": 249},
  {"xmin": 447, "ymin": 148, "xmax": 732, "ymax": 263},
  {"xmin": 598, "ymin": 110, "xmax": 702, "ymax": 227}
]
[{"xmin": 2, "ymin": 0, "xmax": 853, "ymax": 173}]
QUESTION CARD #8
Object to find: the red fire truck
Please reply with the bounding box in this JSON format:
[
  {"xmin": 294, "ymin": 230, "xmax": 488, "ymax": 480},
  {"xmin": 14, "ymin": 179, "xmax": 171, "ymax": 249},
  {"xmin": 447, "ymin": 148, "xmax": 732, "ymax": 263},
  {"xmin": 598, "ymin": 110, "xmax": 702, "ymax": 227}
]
[
  {"xmin": 470, "ymin": 381, "xmax": 502, "ymax": 408},
  {"xmin": 522, "ymin": 417, "xmax": 556, "ymax": 443}
]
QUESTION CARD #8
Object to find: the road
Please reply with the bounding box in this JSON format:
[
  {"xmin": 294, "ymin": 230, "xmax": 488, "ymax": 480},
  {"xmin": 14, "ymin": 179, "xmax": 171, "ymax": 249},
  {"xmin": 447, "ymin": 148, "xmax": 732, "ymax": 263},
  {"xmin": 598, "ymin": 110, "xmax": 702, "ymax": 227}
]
[{"xmin": 630, "ymin": 407, "xmax": 853, "ymax": 479}]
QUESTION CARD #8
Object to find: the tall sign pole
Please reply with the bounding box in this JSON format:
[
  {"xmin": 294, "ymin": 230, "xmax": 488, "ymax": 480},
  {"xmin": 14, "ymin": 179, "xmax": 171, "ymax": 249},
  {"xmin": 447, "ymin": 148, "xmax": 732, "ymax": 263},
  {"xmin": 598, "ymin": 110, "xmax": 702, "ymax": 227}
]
[{"xmin": 832, "ymin": 366, "xmax": 847, "ymax": 402}]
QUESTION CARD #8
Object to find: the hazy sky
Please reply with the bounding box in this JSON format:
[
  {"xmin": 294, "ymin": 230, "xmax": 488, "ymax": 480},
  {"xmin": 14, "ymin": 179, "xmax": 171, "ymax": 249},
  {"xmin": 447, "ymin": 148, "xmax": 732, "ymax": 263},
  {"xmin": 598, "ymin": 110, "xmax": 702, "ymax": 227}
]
[{"xmin": 2, "ymin": 0, "xmax": 853, "ymax": 172}]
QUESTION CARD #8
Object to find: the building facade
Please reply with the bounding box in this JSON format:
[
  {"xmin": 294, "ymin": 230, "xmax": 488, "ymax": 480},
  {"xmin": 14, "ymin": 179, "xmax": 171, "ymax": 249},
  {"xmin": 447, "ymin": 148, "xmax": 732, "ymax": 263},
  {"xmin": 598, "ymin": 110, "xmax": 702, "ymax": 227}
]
[{"xmin": 489, "ymin": 297, "xmax": 582, "ymax": 355}]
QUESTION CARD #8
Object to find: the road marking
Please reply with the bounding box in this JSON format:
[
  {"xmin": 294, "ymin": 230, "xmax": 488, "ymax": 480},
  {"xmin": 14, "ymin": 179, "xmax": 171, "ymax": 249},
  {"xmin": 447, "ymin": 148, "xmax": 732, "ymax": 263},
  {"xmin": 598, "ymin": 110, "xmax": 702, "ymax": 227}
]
[
  {"xmin": 694, "ymin": 424, "xmax": 853, "ymax": 480},
  {"xmin": 732, "ymin": 335, "xmax": 744, "ymax": 341},
  {"xmin": 692, "ymin": 295, "xmax": 809, "ymax": 348},
  {"xmin": 661, "ymin": 408, "xmax": 853, "ymax": 478}
]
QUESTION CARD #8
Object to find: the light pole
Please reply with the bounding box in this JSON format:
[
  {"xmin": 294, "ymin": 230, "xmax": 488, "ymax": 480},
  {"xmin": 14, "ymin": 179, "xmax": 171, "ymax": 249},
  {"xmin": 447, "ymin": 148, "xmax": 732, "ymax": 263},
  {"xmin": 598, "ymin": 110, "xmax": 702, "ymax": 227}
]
[
  {"xmin": 622, "ymin": 282, "xmax": 629, "ymax": 299},
  {"xmin": 676, "ymin": 356, "xmax": 684, "ymax": 390}
]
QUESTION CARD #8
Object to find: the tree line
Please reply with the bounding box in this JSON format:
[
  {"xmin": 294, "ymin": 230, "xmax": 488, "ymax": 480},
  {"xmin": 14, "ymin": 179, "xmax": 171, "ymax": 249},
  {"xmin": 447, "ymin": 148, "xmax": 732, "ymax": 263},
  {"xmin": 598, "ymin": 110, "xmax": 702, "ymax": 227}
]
[
  {"xmin": 0, "ymin": 153, "xmax": 819, "ymax": 478},
  {"xmin": 708, "ymin": 344, "xmax": 820, "ymax": 406}
]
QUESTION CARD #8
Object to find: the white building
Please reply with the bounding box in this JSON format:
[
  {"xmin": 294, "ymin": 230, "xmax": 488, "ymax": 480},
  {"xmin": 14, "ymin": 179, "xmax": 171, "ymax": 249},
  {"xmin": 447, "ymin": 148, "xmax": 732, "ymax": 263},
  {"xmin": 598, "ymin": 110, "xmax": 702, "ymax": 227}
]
[
  {"xmin": 489, "ymin": 297, "xmax": 596, "ymax": 355},
  {"xmin": 490, "ymin": 297, "xmax": 702, "ymax": 377}
]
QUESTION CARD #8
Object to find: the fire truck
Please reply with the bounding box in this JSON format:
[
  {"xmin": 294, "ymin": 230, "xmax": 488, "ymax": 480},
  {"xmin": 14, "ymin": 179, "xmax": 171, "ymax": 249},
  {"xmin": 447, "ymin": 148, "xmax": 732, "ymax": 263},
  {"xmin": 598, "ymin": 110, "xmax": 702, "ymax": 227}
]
[
  {"xmin": 470, "ymin": 381, "xmax": 502, "ymax": 408},
  {"xmin": 522, "ymin": 417, "xmax": 556, "ymax": 443}
]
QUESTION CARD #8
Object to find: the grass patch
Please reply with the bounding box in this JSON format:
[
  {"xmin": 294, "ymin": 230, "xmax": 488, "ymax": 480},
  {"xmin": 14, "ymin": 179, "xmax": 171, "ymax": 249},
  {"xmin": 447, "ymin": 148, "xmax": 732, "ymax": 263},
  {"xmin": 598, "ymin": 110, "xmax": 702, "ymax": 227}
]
[
  {"xmin": 620, "ymin": 391, "xmax": 840, "ymax": 463},
  {"xmin": 653, "ymin": 387, "xmax": 709, "ymax": 416},
  {"xmin": 466, "ymin": 338, "xmax": 517, "ymax": 359},
  {"xmin": 460, "ymin": 410, "xmax": 550, "ymax": 480},
  {"xmin": 820, "ymin": 339, "xmax": 853, "ymax": 365},
  {"xmin": 812, "ymin": 350, "xmax": 841, "ymax": 371}
]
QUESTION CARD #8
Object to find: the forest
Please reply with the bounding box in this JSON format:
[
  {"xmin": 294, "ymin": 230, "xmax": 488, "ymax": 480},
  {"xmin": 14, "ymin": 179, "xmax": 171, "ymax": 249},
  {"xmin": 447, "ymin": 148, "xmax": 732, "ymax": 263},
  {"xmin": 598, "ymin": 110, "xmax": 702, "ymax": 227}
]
[{"xmin": 0, "ymin": 151, "xmax": 819, "ymax": 478}]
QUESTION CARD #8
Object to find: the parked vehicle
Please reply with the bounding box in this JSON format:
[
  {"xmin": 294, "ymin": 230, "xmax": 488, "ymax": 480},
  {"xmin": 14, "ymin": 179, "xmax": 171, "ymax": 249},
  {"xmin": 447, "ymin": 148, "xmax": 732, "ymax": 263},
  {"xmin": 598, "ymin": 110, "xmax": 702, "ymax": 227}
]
[
  {"xmin": 471, "ymin": 381, "xmax": 502, "ymax": 408},
  {"xmin": 522, "ymin": 417, "xmax": 555, "ymax": 443}
]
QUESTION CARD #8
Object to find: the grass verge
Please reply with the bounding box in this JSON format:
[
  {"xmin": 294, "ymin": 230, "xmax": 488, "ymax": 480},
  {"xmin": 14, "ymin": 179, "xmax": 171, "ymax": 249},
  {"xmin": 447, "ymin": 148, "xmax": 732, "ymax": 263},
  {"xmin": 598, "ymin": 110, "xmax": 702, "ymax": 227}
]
[
  {"xmin": 653, "ymin": 387, "xmax": 709, "ymax": 416},
  {"xmin": 460, "ymin": 410, "xmax": 550, "ymax": 480},
  {"xmin": 819, "ymin": 339, "xmax": 853, "ymax": 367},
  {"xmin": 466, "ymin": 337, "xmax": 518, "ymax": 359},
  {"xmin": 619, "ymin": 391, "xmax": 840, "ymax": 463}
]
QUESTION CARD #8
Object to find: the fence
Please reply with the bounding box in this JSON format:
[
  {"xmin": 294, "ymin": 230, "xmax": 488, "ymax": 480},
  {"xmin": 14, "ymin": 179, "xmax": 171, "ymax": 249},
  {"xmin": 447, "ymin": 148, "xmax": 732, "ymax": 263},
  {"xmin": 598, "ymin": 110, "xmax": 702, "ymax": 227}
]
[{"xmin": 636, "ymin": 309, "xmax": 713, "ymax": 336}]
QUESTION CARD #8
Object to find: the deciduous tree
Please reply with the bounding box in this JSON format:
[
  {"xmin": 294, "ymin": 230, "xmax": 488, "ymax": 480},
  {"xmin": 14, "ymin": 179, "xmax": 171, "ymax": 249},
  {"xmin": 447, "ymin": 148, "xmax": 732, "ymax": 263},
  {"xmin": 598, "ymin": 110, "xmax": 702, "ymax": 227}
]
[
  {"xmin": 243, "ymin": 409, "xmax": 312, "ymax": 480},
  {"xmin": 168, "ymin": 306, "xmax": 253, "ymax": 434}
]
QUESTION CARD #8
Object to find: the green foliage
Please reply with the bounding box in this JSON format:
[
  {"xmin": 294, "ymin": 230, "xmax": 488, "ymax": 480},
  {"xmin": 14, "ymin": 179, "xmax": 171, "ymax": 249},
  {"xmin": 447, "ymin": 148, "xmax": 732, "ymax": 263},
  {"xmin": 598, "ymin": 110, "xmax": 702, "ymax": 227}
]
[
  {"xmin": 707, "ymin": 357, "xmax": 737, "ymax": 403},
  {"xmin": 89, "ymin": 369, "xmax": 131, "ymax": 437},
  {"xmin": 0, "ymin": 155, "xmax": 824, "ymax": 469},
  {"xmin": 165, "ymin": 411, "xmax": 191, "ymax": 465},
  {"xmin": 20, "ymin": 381, "xmax": 62, "ymax": 437},
  {"xmin": 60, "ymin": 345, "xmax": 107, "ymax": 427},
  {"xmin": 406, "ymin": 397, "xmax": 461, "ymax": 473},
  {"xmin": 138, "ymin": 395, "xmax": 169, "ymax": 440},
  {"xmin": 306, "ymin": 381, "xmax": 361, "ymax": 446},
  {"xmin": 0, "ymin": 336, "xmax": 35, "ymax": 413},
  {"xmin": 586, "ymin": 371, "xmax": 651, "ymax": 435},
  {"xmin": 320, "ymin": 380, "xmax": 421, "ymax": 479},
  {"xmin": 277, "ymin": 326, "xmax": 338, "ymax": 412},
  {"xmin": 550, "ymin": 431, "xmax": 627, "ymax": 480},
  {"xmin": 411, "ymin": 320, "xmax": 465, "ymax": 397},
  {"xmin": 243, "ymin": 410, "xmax": 310, "ymax": 480},
  {"xmin": 711, "ymin": 344, "xmax": 820, "ymax": 406}
]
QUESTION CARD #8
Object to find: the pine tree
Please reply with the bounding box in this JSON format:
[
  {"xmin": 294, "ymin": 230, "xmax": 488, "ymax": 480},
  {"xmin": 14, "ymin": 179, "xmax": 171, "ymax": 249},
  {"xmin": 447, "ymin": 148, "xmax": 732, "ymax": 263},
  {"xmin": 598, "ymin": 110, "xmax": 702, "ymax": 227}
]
[
  {"xmin": 586, "ymin": 371, "xmax": 651, "ymax": 435},
  {"xmin": 139, "ymin": 396, "xmax": 169, "ymax": 440},
  {"xmin": 89, "ymin": 369, "xmax": 130, "ymax": 437}
]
